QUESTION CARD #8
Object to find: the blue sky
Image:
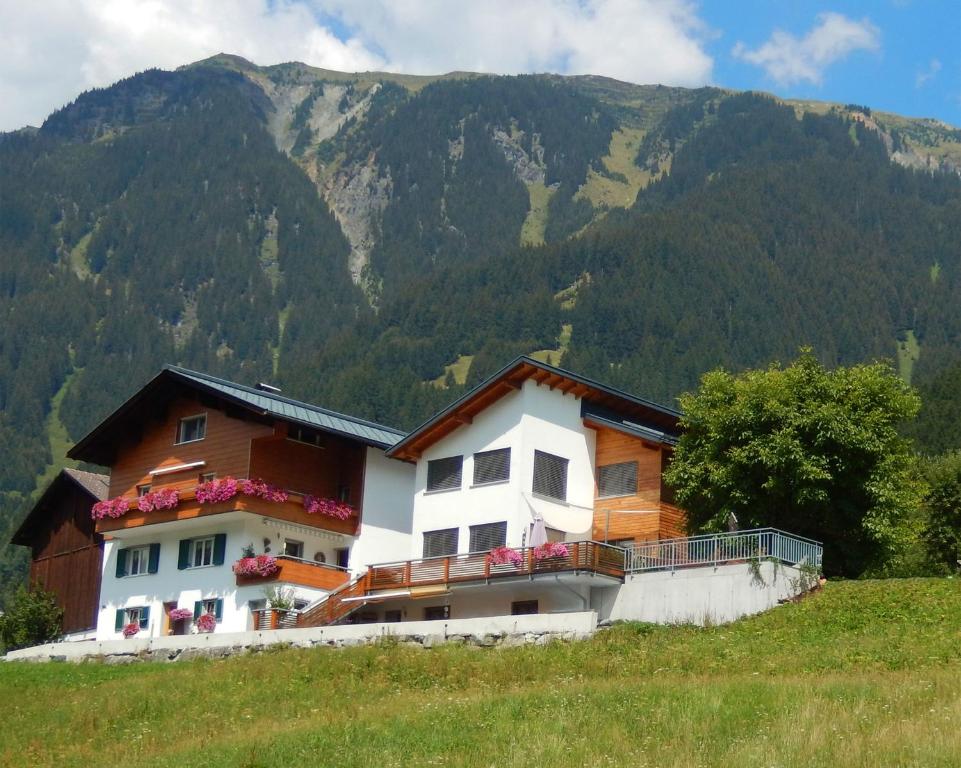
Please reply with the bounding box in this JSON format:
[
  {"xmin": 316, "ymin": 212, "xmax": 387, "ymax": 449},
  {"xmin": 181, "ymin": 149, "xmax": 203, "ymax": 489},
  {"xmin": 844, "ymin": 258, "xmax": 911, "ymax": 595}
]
[
  {"xmin": 701, "ymin": 1, "xmax": 960, "ymax": 123},
  {"xmin": 1, "ymin": 1, "xmax": 958, "ymax": 132}
]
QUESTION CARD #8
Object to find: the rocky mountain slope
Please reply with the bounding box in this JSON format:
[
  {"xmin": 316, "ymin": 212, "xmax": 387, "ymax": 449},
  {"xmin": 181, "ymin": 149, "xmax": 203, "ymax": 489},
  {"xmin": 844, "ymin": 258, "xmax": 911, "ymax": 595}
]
[{"xmin": 0, "ymin": 55, "xmax": 959, "ymax": 601}]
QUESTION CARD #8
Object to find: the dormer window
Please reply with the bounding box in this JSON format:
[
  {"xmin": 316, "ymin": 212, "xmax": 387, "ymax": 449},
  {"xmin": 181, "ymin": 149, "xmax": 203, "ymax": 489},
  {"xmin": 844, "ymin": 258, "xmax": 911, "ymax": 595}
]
[{"xmin": 176, "ymin": 414, "xmax": 206, "ymax": 444}]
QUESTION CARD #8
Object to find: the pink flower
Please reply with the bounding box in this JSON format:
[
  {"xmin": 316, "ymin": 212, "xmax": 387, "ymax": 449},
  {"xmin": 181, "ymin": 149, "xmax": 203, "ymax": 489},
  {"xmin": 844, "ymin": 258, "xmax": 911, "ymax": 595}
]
[
  {"xmin": 488, "ymin": 546, "xmax": 523, "ymax": 567},
  {"xmin": 122, "ymin": 622, "xmax": 140, "ymax": 638},
  {"xmin": 232, "ymin": 555, "xmax": 279, "ymax": 577},
  {"xmin": 195, "ymin": 477, "xmax": 239, "ymax": 504},
  {"xmin": 137, "ymin": 487, "xmax": 180, "ymax": 513},
  {"xmin": 239, "ymin": 478, "xmax": 289, "ymax": 503},
  {"xmin": 196, "ymin": 613, "xmax": 217, "ymax": 633},
  {"xmin": 169, "ymin": 608, "xmax": 193, "ymax": 622},
  {"xmin": 303, "ymin": 495, "xmax": 354, "ymax": 520},
  {"xmin": 533, "ymin": 542, "xmax": 569, "ymax": 561},
  {"xmin": 91, "ymin": 496, "xmax": 131, "ymax": 520}
]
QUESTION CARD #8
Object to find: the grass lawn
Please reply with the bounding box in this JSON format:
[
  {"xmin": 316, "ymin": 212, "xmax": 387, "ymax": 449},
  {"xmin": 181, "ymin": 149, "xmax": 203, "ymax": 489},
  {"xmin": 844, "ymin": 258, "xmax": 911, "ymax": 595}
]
[{"xmin": 2, "ymin": 579, "xmax": 960, "ymax": 767}]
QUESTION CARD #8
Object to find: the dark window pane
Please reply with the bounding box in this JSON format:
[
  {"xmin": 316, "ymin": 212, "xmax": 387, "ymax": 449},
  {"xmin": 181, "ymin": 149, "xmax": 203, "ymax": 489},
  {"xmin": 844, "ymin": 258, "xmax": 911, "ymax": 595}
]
[
  {"xmin": 427, "ymin": 455, "xmax": 463, "ymax": 492},
  {"xmin": 423, "ymin": 528, "xmax": 459, "ymax": 558},
  {"xmin": 597, "ymin": 461, "xmax": 638, "ymax": 497},
  {"xmin": 469, "ymin": 521, "xmax": 507, "ymax": 552},
  {"xmin": 473, "ymin": 448, "xmax": 511, "ymax": 485},
  {"xmin": 533, "ymin": 450, "xmax": 568, "ymax": 502}
]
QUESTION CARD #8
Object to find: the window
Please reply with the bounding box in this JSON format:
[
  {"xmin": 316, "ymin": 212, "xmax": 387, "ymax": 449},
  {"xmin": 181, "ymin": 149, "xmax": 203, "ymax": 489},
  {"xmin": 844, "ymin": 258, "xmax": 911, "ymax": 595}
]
[
  {"xmin": 335, "ymin": 548, "xmax": 350, "ymax": 569},
  {"xmin": 116, "ymin": 543, "xmax": 159, "ymax": 578},
  {"xmin": 469, "ymin": 521, "xmax": 507, "ymax": 552},
  {"xmin": 176, "ymin": 414, "xmax": 206, "ymax": 444},
  {"xmin": 193, "ymin": 598, "xmax": 224, "ymax": 623},
  {"xmin": 137, "ymin": 484, "xmax": 152, "ymax": 497},
  {"xmin": 127, "ymin": 545, "xmax": 150, "ymax": 576},
  {"xmin": 597, "ymin": 461, "xmax": 638, "ymax": 498},
  {"xmin": 283, "ymin": 539, "xmax": 304, "ymax": 559},
  {"xmin": 384, "ymin": 610, "xmax": 402, "ymax": 623},
  {"xmin": 190, "ymin": 537, "xmax": 214, "ymax": 568},
  {"xmin": 423, "ymin": 528, "xmax": 458, "ymax": 558},
  {"xmin": 533, "ymin": 450, "xmax": 568, "ymax": 502},
  {"xmin": 114, "ymin": 605, "xmax": 150, "ymax": 633},
  {"xmin": 289, "ymin": 425, "xmax": 325, "ymax": 448},
  {"xmin": 426, "ymin": 455, "xmax": 463, "ymax": 492},
  {"xmin": 511, "ymin": 600, "xmax": 539, "ymax": 616},
  {"xmin": 424, "ymin": 605, "xmax": 449, "ymax": 621},
  {"xmin": 199, "ymin": 472, "xmax": 216, "ymax": 483},
  {"xmin": 472, "ymin": 448, "xmax": 511, "ymax": 486}
]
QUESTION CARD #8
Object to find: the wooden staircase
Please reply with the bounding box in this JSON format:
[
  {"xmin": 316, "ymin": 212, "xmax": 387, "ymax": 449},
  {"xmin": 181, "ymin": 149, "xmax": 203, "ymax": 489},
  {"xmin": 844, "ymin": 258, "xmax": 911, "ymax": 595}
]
[{"xmin": 297, "ymin": 571, "xmax": 370, "ymax": 628}]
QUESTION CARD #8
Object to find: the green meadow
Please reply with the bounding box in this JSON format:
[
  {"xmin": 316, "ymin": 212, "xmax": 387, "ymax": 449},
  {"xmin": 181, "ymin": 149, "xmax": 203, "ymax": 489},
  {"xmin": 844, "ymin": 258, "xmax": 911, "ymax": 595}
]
[{"xmin": 2, "ymin": 578, "xmax": 960, "ymax": 767}]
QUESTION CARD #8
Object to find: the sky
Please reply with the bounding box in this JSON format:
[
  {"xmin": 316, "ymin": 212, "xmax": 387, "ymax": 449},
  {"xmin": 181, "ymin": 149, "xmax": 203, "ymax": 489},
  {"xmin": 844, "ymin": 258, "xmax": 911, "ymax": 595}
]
[{"xmin": 0, "ymin": 0, "xmax": 958, "ymax": 132}]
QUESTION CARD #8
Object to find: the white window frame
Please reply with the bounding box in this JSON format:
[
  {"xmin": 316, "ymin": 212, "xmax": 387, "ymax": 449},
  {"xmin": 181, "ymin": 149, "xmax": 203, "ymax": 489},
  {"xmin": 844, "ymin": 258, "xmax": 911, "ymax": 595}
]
[
  {"xmin": 125, "ymin": 607, "xmax": 143, "ymax": 625},
  {"xmin": 200, "ymin": 598, "xmax": 219, "ymax": 616},
  {"xmin": 189, "ymin": 536, "xmax": 215, "ymax": 569},
  {"xmin": 126, "ymin": 545, "xmax": 151, "ymax": 577},
  {"xmin": 283, "ymin": 539, "xmax": 304, "ymax": 559},
  {"xmin": 175, "ymin": 413, "xmax": 207, "ymax": 445},
  {"xmin": 137, "ymin": 483, "xmax": 152, "ymax": 497}
]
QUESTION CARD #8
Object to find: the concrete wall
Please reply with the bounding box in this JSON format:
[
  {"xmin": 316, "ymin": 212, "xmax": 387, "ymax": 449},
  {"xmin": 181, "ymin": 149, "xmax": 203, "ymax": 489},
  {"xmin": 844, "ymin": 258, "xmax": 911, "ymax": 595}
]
[
  {"xmin": 6, "ymin": 611, "xmax": 600, "ymax": 663},
  {"xmin": 349, "ymin": 447, "xmax": 414, "ymax": 573},
  {"xmin": 410, "ymin": 380, "xmax": 596, "ymax": 560},
  {"xmin": 595, "ymin": 561, "xmax": 805, "ymax": 625}
]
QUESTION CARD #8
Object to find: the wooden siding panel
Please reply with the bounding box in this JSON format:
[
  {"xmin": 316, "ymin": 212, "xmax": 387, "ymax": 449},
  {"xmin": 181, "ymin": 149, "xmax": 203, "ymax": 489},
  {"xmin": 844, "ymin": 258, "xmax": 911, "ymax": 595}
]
[
  {"xmin": 248, "ymin": 430, "xmax": 366, "ymax": 507},
  {"xmin": 108, "ymin": 396, "xmax": 273, "ymax": 498},
  {"xmin": 25, "ymin": 482, "xmax": 103, "ymax": 634},
  {"xmin": 590, "ymin": 426, "xmax": 687, "ymax": 542}
]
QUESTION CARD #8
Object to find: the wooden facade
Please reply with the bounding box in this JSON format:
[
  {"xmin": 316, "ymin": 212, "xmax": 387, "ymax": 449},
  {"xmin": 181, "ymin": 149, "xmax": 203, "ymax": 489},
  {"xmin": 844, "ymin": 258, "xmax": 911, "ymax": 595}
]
[
  {"xmin": 591, "ymin": 426, "xmax": 686, "ymax": 543},
  {"xmin": 12, "ymin": 470, "xmax": 106, "ymax": 634},
  {"xmin": 98, "ymin": 394, "xmax": 366, "ymax": 536}
]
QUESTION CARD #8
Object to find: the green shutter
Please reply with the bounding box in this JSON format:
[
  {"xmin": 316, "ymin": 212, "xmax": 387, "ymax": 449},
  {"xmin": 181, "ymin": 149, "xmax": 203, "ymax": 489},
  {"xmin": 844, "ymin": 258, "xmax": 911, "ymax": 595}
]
[
  {"xmin": 178, "ymin": 539, "xmax": 190, "ymax": 570},
  {"xmin": 147, "ymin": 543, "xmax": 160, "ymax": 574},
  {"xmin": 214, "ymin": 598, "xmax": 223, "ymax": 621},
  {"xmin": 115, "ymin": 608, "xmax": 125, "ymax": 632},
  {"xmin": 115, "ymin": 548, "xmax": 128, "ymax": 578},
  {"xmin": 139, "ymin": 606, "xmax": 150, "ymax": 630},
  {"xmin": 193, "ymin": 601, "xmax": 202, "ymax": 620},
  {"xmin": 212, "ymin": 533, "xmax": 227, "ymax": 566}
]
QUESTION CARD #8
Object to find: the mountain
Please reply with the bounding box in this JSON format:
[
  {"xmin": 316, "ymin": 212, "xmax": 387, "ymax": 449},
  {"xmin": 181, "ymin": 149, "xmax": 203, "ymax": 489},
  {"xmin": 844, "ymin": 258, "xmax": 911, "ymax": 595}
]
[{"xmin": 1, "ymin": 54, "xmax": 960, "ymax": 602}]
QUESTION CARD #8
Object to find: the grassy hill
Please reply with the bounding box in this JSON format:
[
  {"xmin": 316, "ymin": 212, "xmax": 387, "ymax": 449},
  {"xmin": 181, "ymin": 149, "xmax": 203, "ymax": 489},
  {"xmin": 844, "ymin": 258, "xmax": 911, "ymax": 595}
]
[{"xmin": 3, "ymin": 578, "xmax": 960, "ymax": 767}]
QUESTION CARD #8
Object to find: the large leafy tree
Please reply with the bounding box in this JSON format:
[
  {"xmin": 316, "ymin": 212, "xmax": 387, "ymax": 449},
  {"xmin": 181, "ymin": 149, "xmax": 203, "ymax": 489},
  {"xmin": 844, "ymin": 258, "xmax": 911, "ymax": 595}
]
[
  {"xmin": 922, "ymin": 451, "xmax": 961, "ymax": 572},
  {"xmin": 664, "ymin": 350, "xmax": 922, "ymax": 576}
]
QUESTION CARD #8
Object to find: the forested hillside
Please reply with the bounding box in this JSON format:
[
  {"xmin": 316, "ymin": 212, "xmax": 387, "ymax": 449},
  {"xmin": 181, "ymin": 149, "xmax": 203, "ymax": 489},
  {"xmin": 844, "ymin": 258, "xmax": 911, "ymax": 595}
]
[{"xmin": 0, "ymin": 56, "xmax": 959, "ymax": 601}]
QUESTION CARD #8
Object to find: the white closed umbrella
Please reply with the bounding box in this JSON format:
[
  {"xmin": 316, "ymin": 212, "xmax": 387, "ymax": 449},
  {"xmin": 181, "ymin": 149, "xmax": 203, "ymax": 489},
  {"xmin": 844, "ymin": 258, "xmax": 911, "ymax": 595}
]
[{"xmin": 529, "ymin": 516, "xmax": 548, "ymax": 548}]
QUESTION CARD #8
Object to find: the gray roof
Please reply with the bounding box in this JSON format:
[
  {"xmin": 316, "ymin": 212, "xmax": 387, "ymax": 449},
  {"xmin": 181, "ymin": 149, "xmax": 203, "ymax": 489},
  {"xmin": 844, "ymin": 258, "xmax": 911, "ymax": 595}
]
[
  {"xmin": 165, "ymin": 366, "xmax": 405, "ymax": 449},
  {"xmin": 63, "ymin": 468, "xmax": 109, "ymax": 500}
]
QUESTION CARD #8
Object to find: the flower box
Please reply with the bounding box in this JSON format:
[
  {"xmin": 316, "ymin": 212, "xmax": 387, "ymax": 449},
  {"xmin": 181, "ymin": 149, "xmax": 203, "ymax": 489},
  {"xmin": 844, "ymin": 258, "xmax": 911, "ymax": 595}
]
[
  {"xmin": 196, "ymin": 613, "xmax": 217, "ymax": 633},
  {"xmin": 533, "ymin": 542, "xmax": 570, "ymax": 561},
  {"xmin": 232, "ymin": 555, "xmax": 280, "ymax": 578},
  {"xmin": 488, "ymin": 546, "xmax": 523, "ymax": 568},
  {"xmin": 303, "ymin": 495, "xmax": 354, "ymax": 520}
]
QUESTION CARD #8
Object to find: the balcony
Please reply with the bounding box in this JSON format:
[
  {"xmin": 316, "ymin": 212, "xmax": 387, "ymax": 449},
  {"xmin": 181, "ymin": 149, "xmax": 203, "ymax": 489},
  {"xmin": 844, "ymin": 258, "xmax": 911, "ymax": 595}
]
[
  {"xmin": 94, "ymin": 486, "xmax": 359, "ymax": 536},
  {"xmin": 234, "ymin": 555, "xmax": 351, "ymax": 591},
  {"xmin": 367, "ymin": 540, "xmax": 627, "ymax": 592}
]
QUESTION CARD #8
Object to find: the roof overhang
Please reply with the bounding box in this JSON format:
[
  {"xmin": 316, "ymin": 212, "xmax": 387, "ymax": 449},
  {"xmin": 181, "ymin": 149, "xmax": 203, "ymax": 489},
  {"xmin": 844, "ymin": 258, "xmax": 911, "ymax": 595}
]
[
  {"xmin": 387, "ymin": 356, "xmax": 681, "ymax": 462},
  {"xmin": 11, "ymin": 469, "xmax": 107, "ymax": 546},
  {"xmin": 68, "ymin": 366, "xmax": 404, "ymax": 467}
]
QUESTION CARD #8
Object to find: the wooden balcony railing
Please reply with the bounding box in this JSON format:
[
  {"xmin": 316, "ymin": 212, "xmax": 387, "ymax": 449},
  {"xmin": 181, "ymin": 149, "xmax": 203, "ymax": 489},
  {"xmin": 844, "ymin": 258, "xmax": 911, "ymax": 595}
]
[
  {"xmin": 297, "ymin": 572, "xmax": 371, "ymax": 628},
  {"xmin": 235, "ymin": 556, "xmax": 350, "ymax": 591},
  {"xmin": 368, "ymin": 540, "xmax": 626, "ymax": 592}
]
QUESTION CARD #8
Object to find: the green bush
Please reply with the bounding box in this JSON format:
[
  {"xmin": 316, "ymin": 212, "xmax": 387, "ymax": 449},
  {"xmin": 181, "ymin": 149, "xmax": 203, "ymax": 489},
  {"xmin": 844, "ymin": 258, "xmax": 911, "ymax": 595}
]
[
  {"xmin": 923, "ymin": 451, "xmax": 961, "ymax": 572},
  {"xmin": 0, "ymin": 587, "xmax": 62, "ymax": 653}
]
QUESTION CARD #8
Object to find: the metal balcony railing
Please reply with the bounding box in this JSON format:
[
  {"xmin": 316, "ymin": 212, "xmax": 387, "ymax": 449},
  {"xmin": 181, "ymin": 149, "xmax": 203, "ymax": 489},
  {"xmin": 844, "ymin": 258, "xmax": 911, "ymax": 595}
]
[{"xmin": 623, "ymin": 528, "xmax": 823, "ymax": 574}]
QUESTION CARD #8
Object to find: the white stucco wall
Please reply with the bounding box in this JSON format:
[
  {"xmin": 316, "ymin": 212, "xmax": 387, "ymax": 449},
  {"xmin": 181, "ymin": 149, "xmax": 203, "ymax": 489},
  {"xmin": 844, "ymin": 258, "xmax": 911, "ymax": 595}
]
[
  {"xmin": 96, "ymin": 514, "xmax": 348, "ymax": 641},
  {"xmin": 348, "ymin": 447, "xmax": 415, "ymax": 573},
  {"xmin": 409, "ymin": 379, "xmax": 596, "ymax": 560},
  {"xmin": 596, "ymin": 561, "xmax": 806, "ymax": 625}
]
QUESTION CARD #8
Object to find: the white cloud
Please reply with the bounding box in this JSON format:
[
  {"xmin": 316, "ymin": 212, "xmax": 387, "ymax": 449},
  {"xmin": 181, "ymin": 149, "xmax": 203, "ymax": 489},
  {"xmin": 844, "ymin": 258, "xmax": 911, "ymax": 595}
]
[
  {"xmin": 915, "ymin": 58, "xmax": 942, "ymax": 88},
  {"xmin": 732, "ymin": 12, "xmax": 880, "ymax": 86},
  {"xmin": 0, "ymin": 0, "xmax": 714, "ymax": 131}
]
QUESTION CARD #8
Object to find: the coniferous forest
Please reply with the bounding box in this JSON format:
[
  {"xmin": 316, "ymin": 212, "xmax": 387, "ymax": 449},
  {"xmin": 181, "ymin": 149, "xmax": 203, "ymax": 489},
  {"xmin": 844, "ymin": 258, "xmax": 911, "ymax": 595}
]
[{"xmin": 0, "ymin": 56, "xmax": 960, "ymax": 600}]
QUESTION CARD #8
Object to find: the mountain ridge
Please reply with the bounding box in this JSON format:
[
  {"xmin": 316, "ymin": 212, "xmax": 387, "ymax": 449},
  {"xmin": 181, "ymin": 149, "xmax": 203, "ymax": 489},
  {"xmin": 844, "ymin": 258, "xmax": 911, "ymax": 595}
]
[{"xmin": 0, "ymin": 55, "xmax": 959, "ymax": 604}]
